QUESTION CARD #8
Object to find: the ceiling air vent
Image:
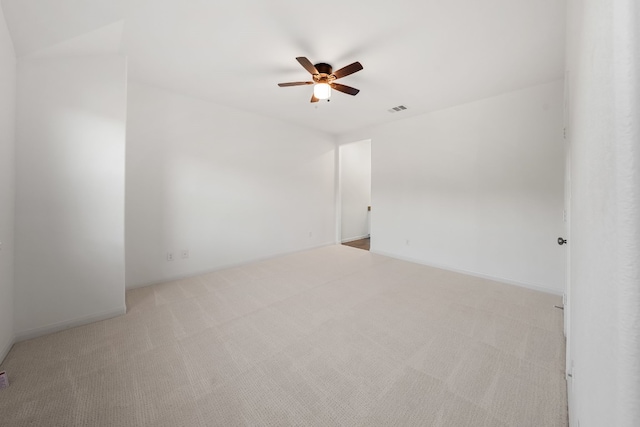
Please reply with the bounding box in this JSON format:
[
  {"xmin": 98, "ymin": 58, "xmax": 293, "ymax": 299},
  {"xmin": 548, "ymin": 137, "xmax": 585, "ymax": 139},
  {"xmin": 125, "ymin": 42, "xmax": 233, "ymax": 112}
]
[{"xmin": 388, "ymin": 105, "xmax": 408, "ymax": 113}]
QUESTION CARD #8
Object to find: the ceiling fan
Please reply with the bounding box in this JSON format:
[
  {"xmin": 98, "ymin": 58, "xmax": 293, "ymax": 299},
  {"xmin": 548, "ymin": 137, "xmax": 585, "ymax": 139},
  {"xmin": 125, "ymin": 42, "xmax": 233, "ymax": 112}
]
[{"xmin": 278, "ymin": 57, "xmax": 363, "ymax": 103}]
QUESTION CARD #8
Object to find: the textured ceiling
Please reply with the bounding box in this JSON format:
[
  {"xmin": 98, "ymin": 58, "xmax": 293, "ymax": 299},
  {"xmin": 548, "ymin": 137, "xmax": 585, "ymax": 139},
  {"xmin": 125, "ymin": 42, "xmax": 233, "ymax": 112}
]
[{"xmin": 2, "ymin": 0, "xmax": 566, "ymax": 136}]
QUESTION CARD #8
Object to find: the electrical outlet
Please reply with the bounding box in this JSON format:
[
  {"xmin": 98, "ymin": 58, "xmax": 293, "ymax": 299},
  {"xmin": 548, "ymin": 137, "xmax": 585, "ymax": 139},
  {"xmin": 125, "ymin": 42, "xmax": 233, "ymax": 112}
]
[
  {"xmin": 308, "ymin": 231, "xmax": 313, "ymax": 238},
  {"xmin": 167, "ymin": 252, "xmax": 174, "ymax": 261},
  {"xmin": 181, "ymin": 249, "xmax": 189, "ymax": 259},
  {"xmin": 406, "ymin": 239, "xmax": 410, "ymax": 246}
]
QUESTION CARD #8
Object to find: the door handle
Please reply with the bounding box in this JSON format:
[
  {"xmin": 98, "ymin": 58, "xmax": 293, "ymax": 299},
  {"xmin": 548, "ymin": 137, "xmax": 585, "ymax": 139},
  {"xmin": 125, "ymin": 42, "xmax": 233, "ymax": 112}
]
[{"xmin": 558, "ymin": 237, "xmax": 567, "ymax": 245}]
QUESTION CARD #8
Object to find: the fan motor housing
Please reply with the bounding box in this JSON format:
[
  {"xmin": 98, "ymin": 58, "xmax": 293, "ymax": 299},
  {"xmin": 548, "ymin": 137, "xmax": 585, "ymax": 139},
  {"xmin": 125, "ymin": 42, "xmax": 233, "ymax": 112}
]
[
  {"xmin": 313, "ymin": 63, "xmax": 335, "ymax": 84},
  {"xmin": 315, "ymin": 63, "xmax": 332, "ymax": 74}
]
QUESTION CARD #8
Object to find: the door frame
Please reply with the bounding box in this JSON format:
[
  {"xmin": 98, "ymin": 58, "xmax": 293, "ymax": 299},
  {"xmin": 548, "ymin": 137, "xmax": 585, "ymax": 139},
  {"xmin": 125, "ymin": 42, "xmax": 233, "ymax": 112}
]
[
  {"xmin": 336, "ymin": 139, "xmax": 372, "ymax": 245},
  {"xmin": 563, "ymin": 70, "xmax": 576, "ymax": 426}
]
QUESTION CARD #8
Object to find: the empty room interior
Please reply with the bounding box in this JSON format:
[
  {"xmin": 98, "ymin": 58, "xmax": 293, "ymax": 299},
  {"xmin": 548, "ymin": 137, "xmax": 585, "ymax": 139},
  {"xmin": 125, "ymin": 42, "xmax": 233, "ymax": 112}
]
[{"xmin": 0, "ymin": 1, "xmax": 638, "ymax": 426}]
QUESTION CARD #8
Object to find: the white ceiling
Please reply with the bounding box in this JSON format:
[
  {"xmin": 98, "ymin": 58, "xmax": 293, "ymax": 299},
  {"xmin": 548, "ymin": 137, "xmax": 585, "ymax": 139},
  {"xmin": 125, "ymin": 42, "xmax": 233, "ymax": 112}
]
[{"xmin": 2, "ymin": 0, "xmax": 566, "ymax": 136}]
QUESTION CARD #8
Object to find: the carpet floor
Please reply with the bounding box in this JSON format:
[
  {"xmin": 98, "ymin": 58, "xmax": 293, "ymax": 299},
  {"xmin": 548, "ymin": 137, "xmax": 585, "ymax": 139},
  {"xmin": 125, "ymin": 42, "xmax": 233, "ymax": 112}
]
[{"xmin": 0, "ymin": 245, "xmax": 567, "ymax": 426}]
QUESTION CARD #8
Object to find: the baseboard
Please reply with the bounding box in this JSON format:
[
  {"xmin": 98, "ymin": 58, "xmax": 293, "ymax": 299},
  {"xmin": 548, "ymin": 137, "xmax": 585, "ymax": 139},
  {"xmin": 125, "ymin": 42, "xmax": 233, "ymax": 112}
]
[
  {"xmin": 0, "ymin": 334, "xmax": 16, "ymax": 366},
  {"xmin": 15, "ymin": 305, "xmax": 126, "ymax": 342},
  {"xmin": 341, "ymin": 234, "xmax": 370, "ymax": 244},
  {"xmin": 371, "ymin": 249, "xmax": 563, "ymax": 296},
  {"xmin": 126, "ymin": 241, "xmax": 336, "ymax": 290}
]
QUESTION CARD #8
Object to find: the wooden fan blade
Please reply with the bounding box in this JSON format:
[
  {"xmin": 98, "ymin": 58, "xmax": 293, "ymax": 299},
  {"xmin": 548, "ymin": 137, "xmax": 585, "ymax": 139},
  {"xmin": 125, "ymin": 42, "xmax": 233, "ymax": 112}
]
[
  {"xmin": 278, "ymin": 81, "xmax": 314, "ymax": 87},
  {"xmin": 296, "ymin": 57, "xmax": 319, "ymax": 75},
  {"xmin": 310, "ymin": 93, "xmax": 320, "ymax": 103},
  {"xmin": 332, "ymin": 61, "xmax": 363, "ymax": 79},
  {"xmin": 330, "ymin": 82, "xmax": 360, "ymax": 96}
]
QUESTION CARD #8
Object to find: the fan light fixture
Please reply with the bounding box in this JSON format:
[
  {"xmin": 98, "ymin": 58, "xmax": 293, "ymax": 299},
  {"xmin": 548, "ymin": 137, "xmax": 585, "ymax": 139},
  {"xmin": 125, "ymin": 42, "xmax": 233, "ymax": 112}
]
[{"xmin": 313, "ymin": 83, "xmax": 331, "ymax": 100}]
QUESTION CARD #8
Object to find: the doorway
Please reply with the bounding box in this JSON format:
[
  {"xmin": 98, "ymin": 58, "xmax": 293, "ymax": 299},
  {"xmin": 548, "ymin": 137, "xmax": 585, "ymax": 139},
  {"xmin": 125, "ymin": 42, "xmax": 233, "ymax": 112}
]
[{"xmin": 338, "ymin": 139, "xmax": 371, "ymax": 251}]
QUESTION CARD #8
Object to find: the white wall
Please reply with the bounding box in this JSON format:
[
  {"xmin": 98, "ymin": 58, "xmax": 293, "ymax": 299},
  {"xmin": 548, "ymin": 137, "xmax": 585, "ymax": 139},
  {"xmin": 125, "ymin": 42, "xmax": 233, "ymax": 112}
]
[
  {"xmin": 566, "ymin": 0, "xmax": 640, "ymax": 426},
  {"xmin": 0, "ymin": 2, "xmax": 16, "ymax": 362},
  {"xmin": 126, "ymin": 82, "xmax": 336, "ymax": 288},
  {"xmin": 340, "ymin": 140, "xmax": 371, "ymax": 242},
  {"xmin": 14, "ymin": 55, "xmax": 127, "ymax": 339},
  {"xmin": 370, "ymin": 81, "xmax": 566, "ymax": 293}
]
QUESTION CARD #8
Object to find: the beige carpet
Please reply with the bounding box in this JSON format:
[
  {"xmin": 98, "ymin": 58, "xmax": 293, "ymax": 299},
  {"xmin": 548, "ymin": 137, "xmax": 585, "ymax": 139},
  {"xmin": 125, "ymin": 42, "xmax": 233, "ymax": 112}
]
[{"xmin": 0, "ymin": 245, "xmax": 567, "ymax": 426}]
